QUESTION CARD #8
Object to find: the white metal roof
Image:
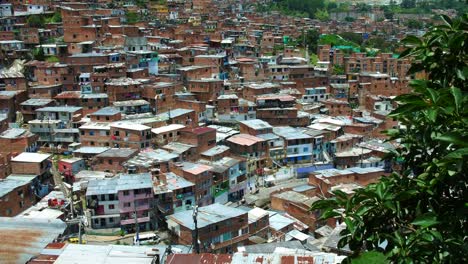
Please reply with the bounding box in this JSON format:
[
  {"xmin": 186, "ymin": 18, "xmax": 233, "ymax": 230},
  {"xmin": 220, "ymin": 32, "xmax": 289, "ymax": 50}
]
[{"xmin": 11, "ymin": 152, "xmax": 51, "ymax": 163}]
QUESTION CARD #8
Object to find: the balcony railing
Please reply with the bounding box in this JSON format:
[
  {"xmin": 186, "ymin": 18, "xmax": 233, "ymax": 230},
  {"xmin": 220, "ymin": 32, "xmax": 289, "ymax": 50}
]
[
  {"xmin": 120, "ymin": 216, "xmax": 150, "ymax": 225},
  {"xmin": 119, "ymin": 203, "xmax": 150, "ymax": 213}
]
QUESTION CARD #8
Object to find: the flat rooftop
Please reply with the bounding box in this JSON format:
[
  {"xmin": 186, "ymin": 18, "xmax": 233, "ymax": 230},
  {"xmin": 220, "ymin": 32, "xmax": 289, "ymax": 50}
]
[
  {"xmin": 167, "ymin": 203, "xmax": 247, "ymax": 230},
  {"xmin": 11, "ymin": 152, "xmax": 51, "ymax": 163}
]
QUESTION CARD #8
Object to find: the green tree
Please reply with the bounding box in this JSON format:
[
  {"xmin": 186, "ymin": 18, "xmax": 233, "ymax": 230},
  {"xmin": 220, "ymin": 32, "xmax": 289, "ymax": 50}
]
[
  {"xmin": 33, "ymin": 47, "xmax": 45, "ymax": 61},
  {"xmin": 401, "ymin": 0, "xmax": 416, "ymax": 8},
  {"xmin": 332, "ymin": 65, "xmax": 345, "ymax": 75},
  {"xmin": 126, "ymin": 11, "xmax": 140, "ymax": 24},
  {"xmin": 383, "ymin": 6, "xmax": 394, "ymax": 20},
  {"xmin": 50, "ymin": 12, "xmax": 62, "ymax": 23},
  {"xmin": 314, "ymin": 8, "xmax": 329, "ymax": 21},
  {"xmin": 312, "ymin": 14, "xmax": 468, "ymax": 263},
  {"xmin": 406, "ymin": 19, "xmax": 424, "ymax": 29},
  {"xmin": 297, "ymin": 29, "xmax": 320, "ymax": 55},
  {"xmin": 269, "ymin": 0, "xmax": 325, "ymax": 18},
  {"xmin": 27, "ymin": 15, "xmax": 45, "ymax": 28},
  {"xmin": 340, "ymin": 32, "xmax": 364, "ymax": 46},
  {"xmin": 356, "ymin": 3, "xmax": 371, "ymax": 12}
]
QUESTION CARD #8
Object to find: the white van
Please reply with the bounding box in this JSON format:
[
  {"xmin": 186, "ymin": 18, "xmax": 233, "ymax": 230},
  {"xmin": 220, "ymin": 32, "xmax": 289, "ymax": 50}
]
[{"xmin": 133, "ymin": 233, "xmax": 158, "ymax": 245}]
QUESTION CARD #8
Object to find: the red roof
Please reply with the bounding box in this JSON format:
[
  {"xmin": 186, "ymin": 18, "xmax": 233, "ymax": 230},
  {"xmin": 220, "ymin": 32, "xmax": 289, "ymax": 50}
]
[
  {"xmin": 166, "ymin": 254, "xmax": 232, "ymax": 264},
  {"xmin": 226, "ymin": 134, "xmax": 265, "ymax": 146}
]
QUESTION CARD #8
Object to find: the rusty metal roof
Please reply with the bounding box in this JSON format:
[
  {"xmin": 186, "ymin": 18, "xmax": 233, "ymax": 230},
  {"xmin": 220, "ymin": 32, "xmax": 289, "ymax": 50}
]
[{"xmin": 0, "ymin": 217, "xmax": 66, "ymax": 264}]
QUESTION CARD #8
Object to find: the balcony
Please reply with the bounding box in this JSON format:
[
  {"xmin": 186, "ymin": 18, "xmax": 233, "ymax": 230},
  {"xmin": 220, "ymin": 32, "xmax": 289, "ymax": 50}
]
[
  {"xmin": 119, "ymin": 203, "xmax": 150, "ymax": 213},
  {"xmin": 212, "ymin": 233, "xmax": 250, "ymax": 251},
  {"xmin": 119, "ymin": 192, "xmax": 152, "ymax": 202},
  {"xmin": 175, "ymin": 192, "xmax": 194, "ymax": 200},
  {"xmin": 120, "ymin": 216, "xmax": 150, "ymax": 225},
  {"xmin": 134, "ymin": 192, "xmax": 152, "ymax": 200}
]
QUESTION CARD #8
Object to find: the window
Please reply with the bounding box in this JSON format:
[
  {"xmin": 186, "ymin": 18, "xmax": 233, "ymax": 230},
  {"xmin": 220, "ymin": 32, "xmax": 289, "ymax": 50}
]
[
  {"xmin": 123, "ymin": 190, "xmax": 129, "ymax": 196},
  {"xmin": 89, "ymin": 131, "xmax": 95, "ymax": 136},
  {"xmin": 5, "ymin": 209, "xmax": 11, "ymax": 216},
  {"xmin": 19, "ymin": 201, "xmax": 24, "ymax": 208},
  {"xmin": 241, "ymin": 227, "xmax": 248, "ymax": 235},
  {"xmin": 124, "ymin": 202, "xmax": 131, "ymax": 207},
  {"xmin": 108, "ymin": 204, "xmax": 115, "ymax": 209},
  {"xmin": 108, "ymin": 159, "xmax": 113, "ymax": 165},
  {"xmin": 109, "ymin": 218, "xmax": 114, "ymax": 223}
]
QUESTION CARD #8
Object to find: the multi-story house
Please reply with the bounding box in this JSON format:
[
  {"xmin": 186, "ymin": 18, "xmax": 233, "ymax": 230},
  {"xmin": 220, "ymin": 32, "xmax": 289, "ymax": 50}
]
[
  {"xmin": 86, "ymin": 176, "xmax": 121, "ymax": 229},
  {"xmin": 10, "ymin": 152, "xmax": 52, "ymax": 185},
  {"xmin": 206, "ymin": 157, "xmax": 247, "ymax": 203},
  {"xmin": 153, "ymin": 171, "xmax": 195, "ymax": 223},
  {"xmin": 0, "ymin": 128, "xmax": 39, "ymax": 154},
  {"xmin": 89, "ymin": 107, "xmax": 122, "ymax": 123},
  {"xmin": 239, "ymin": 119, "xmax": 273, "ymax": 136},
  {"xmin": 0, "ymin": 90, "xmax": 28, "ymax": 122},
  {"xmin": 169, "ymin": 162, "xmax": 213, "ymax": 206},
  {"xmin": 178, "ymin": 127, "xmax": 217, "ymax": 159},
  {"xmin": 30, "ymin": 106, "xmax": 83, "ymax": 149},
  {"xmin": 166, "ymin": 203, "xmax": 250, "ymax": 253},
  {"xmin": 301, "ymin": 87, "xmax": 330, "ymax": 103},
  {"xmin": 117, "ymin": 173, "xmax": 154, "ymax": 233},
  {"xmin": 273, "ymin": 126, "xmax": 314, "ymax": 164},
  {"xmin": 226, "ymin": 134, "xmax": 269, "ymax": 178},
  {"xmin": 86, "ymin": 173, "xmax": 154, "ymax": 232},
  {"xmin": 79, "ymin": 122, "xmax": 111, "ymax": 147},
  {"xmin": 216, "ymin": 95, "xmax": 257, "ymax": 123},
  {"xmin": 20, "ymin": 98, "xmax": 56, "ymax": 122},
  {"xmin": 110, "ymin": 122, "xmax": 152, "ymax": 150},
  {"xmin": 104, "ymin": 78, "xmax": 143, "ymax": 103},
  {"xmin": 0, "ymin": 174, "xmax": 41, "ymax": 217},
  {"xmin": 91, "ymin": 148, "xmax": 138, "ymax": 173}
]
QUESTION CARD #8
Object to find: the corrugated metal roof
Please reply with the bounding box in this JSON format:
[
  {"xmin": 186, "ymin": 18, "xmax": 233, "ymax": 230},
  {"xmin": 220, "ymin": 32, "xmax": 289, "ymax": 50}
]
[
  {"xmin": 269, "ymin": 212, "xmax": 295, "ymax": 231},
  {"xmin": 239, "ymin": 119, "xmax": 272, "ymax": 130},
  {"xmin": 226, "ymin": 134, "xmax": 264, "ymax": 146},
  {"xmin": 167, "ymin": 203, "xmax": 247, "ymax": 230},
  {"xmin": 0, "ymin": 128, "xmax": 28, "ymax": 139},
  {"xmin": 20, "ymin": 98, "xmax": 54, "ymax": 106},
  {"xmin": 273, "ymin": 127, "xmax": 311, "ymax": 140},
  {"xmin": 0, "ymin": 175, "xmax": 35, "ymax": 197},
  {"xmin": 95, "ymin": 148, "xmax": 137, "ymax": 158},
  {"xmin": 0, "ymin": 217, "xmax": 66, "ymax": 264},
  {"xmin": 201, "ymin": 145, "xmax": 230, "ymax": 156},
  {"xmin": 86, "ymin": 173, "xmax": 152, "ymax": 196},
  {"xmin": 90, "ymin": 107, "xmax": 120, "ymax": 116},
  {"xmin": 166, "ymin": 253, "xmax": 232, "ymax": 264},
  {"xmin": 36, "ymin": 106, "xmax": 82, "ymax": 113}
]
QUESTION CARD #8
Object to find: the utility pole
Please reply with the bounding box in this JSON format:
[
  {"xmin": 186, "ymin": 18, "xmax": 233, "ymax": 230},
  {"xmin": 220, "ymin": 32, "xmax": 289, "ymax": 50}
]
[
  {"xmin": 192, "ymin": 205, "xmax": 200, "ymax": 254},
  {"xmin": 134, "ymin": 200, "xmax": 140, "ymax": 245},
  {"xmin": 78, "ymin": 219, "xmax": 82, "ymax": 244}
]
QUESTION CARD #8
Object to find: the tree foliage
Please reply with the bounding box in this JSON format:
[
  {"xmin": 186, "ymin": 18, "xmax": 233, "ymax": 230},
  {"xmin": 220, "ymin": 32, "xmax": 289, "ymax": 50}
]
[
  {"xmin": 33, "ymin": 48, "xmax": 45, "ymax": 61},
  {"xmin": 27, "ymin": 15, "xmax": 45, "ymax": 28},
  {"xmin": 312, "ymin": 14, "xmax": 468, "ymax": 263},
  {"xmin": 296, "ymin": 29, "xmax": 320, "ymax": 55},
  {"xmin": 126, "ymin": 11, "xmax": 140, "ymax": 24},
  {"xmin": 258, "ymin": 0, "xmax": 325, "ymax": 18},
  {"xmin": 400, "ymin": 0, "xmax": 416, "ymax": 9},
  {"xmin": 314, "ymin": 8, "xmax": 329, "ymax": 21}
]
